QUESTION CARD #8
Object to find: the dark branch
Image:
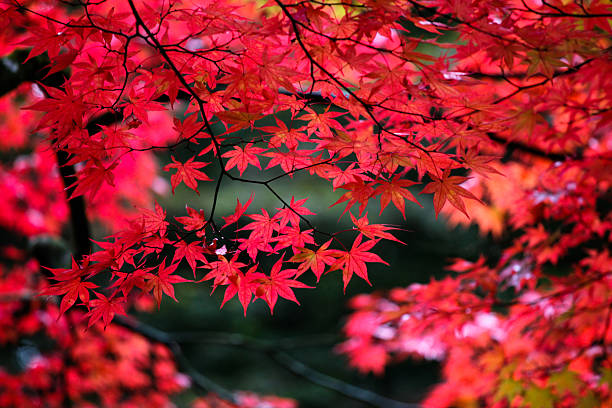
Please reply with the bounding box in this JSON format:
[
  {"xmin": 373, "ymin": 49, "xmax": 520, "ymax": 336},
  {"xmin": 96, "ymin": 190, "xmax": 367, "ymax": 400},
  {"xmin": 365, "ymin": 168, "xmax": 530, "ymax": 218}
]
[
  {"xmin": 113, "ymin": 315, "xmax": 238, "ymax": 402},
  {"xmin": 272, "ymin": 351, "xmax": 422, "ymax": 408},
  {"xmin": 486, "ymin": 132, "xmax": 573, "ymax": 162},
  {"xmin": 55, "ymin": 149, "xmax": 92, "ymax": 259},
  {"xmin": 281, "ymin": 89, "xmax": 578, "ymax": 162},
  {"xmin": 0, "ymin": 50, "xmax": 93, "ymax": 260},
  {"xmin": 166, "ymin": 328, "xmax": 421, "ymax": 408}
]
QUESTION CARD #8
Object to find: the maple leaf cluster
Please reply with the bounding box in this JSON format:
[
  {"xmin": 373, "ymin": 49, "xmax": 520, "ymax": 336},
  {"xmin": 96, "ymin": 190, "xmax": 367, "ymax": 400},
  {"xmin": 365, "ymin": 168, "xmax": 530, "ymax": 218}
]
[
  {"xmin": 0, "ymin": 254, "xmax": 187, "ymax": 407},
  {"xmin": 0, "ymin": 0, "xmax": 609, "ymax": 405}
]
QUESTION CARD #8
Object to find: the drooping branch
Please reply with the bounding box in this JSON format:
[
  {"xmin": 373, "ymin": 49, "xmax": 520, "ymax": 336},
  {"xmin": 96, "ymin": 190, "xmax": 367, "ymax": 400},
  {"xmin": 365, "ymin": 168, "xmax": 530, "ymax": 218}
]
[
  {"xmin": 113, "ymin": 315, "xmax": 238, "ymax": 402},
  {"xmin": 1, "ymin": 288, "xmax": 408, "ymax": 407},
  {"xmin": 116, "ymin": 318, "xmax": 421, "ymax": 408},
  {"xmin": 271, "ymin": 352, "xmax": 422, "ymax": 408},
  {"xmin": 486, "ymin": 132, "xmax": 572, "ymax": 162}
]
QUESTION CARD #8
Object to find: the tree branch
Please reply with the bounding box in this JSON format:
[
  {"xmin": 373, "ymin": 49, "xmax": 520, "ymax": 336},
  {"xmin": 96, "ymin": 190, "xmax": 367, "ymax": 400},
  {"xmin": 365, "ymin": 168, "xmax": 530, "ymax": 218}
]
[
  {"xmin": 281, "ymin": 89, "xmax": 578, "ymax": 162},
  {"xmin": 271, "ymin": 351, "xmax": 422, "ymax": 408},
  {"xmin": 165, "ymin": 328, "xmax": 421, "ymax": 408},
  {"xmin": 0, "ymin": 50, "xmax": 94, "ymax": 260},
  {"xmin": 113, "ymin": 315, "xmax": 238, "ymax": 402},
  {"xmin": 486, "ymin": 132, "xmax": 572, "ymax": 162},
  {"xmin": 55, "ymin": 149, "xmax": 92, "ymax": 260}
]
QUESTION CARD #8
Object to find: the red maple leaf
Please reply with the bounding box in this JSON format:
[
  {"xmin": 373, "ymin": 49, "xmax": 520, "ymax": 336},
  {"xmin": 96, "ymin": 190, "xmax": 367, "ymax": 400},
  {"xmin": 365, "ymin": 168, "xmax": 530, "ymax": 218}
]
[
  {"xmin": 273, "ymin": 226, "xmax": 315, "ymax": 253},
  {"xmin": 373, "ymin": 176, "xmax": 421, "ymax": 218},
  {"xmin": 250, "ymin": 256, "xmax": 312, "ymax": 314},
  {"xmin": 238, "ymin": 233, "xmax": 277, "ymax": 261},
  {"xmin": 299, "ymin": 106, "xmax": 346, "ymax": 138},
  {"xmin": 175, "ymin": 206, "xmax": 207, "ymax": 237},
  {"xmin": 109, "ymin": 266, "xmax": 150, "ymax": 297},
  {"xmin": 68, "ymin": 158, "xmax": 119, "ymax": 201},
  {"xmin": 222, "ymin": 143, "xmax": 266, "ymax": 175},
  {"xmin": 274, "ymin": 197, "xmax": 315, "ymax": 228},
  {"xmin": 329, "ymin": 235, "xmax": 388, "ymax": 292},
  {"xmin": 461, "ymin": 148, "xmax": 502, "ymax": 178},
  {"xmin": 41, "ymin": 277, "xmax": 98, "ymax": 316},
  {"xmin": 420, "ymin": 169, "xmax": 481, "ymax": 218},
  {"xmin": 144, "ymin": 260, "xmax": 191, "ymax": 308},
  {"xmin": 85, "ymin": 293, "xmax": 127, "ymax": 329},
  {"xmin": 323, "ymin": 163, "xmax": 370, "ymax": 190},
  {"xmin": 239, "ymin": 209, "xmax": 280, "ymax": 247},
  {"xmin": 163, "ymin": 155, "xmax": 211, "ymax": 194},
  {"xmin": 264, "ymin": 148, "xmax": 315, "ymax": 175},
  {"xmin": 140, "ymin": 201, "xmax": 169, "ymax": 237},
  {"xmin": 172, "ymin": 239, "xmax": 207, "ymax": 277},
  {"xmin": 222, "ymin": 194, "xmax": 254, "ymax": 230},
  {"xmin": 220, "ymin": 265, "xmax": 259, "ymax": 316},
  {"xmin": 289, "ymin": 239, "xmax": 337, "ymax": 281},
  {"xmin": 201, "ymin": 254, "xmax": 247, "ymax": 290},
  {"xmin": 258, "ymin": 115, "xmax": 307, "ymax": 149},
  {"xmin": 350, "ymin": 212, "xmax": 404, "ymax": 244},
  {"xmin": 330, "ymin": 177, "xmax": 375, "ymax": 219}
]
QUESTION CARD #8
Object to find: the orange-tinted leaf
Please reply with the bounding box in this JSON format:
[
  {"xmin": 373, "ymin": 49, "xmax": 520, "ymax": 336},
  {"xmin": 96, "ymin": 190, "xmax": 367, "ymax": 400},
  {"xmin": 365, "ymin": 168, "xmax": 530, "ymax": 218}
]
[
  {"xmin": 421, "ymin": 169, "xmax": 481, "ymax": 218},
  {"xmin": 374, "ymin": 176, "xmax": 421, "ymax": 218}
]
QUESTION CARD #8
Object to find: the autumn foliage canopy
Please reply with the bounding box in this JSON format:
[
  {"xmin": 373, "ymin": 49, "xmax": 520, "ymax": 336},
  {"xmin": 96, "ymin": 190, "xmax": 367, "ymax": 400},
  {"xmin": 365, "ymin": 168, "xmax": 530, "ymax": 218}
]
[{"xmin": 0, "ymin": 0, "xmax": 611, "ymax": 406}]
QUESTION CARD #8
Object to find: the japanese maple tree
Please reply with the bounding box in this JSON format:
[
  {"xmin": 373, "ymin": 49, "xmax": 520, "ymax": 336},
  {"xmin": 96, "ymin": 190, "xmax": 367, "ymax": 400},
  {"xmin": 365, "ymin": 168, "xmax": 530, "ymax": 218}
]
[{"xmin": 0, "ymin": 0, "xmax": 610, "ymax": 406}]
